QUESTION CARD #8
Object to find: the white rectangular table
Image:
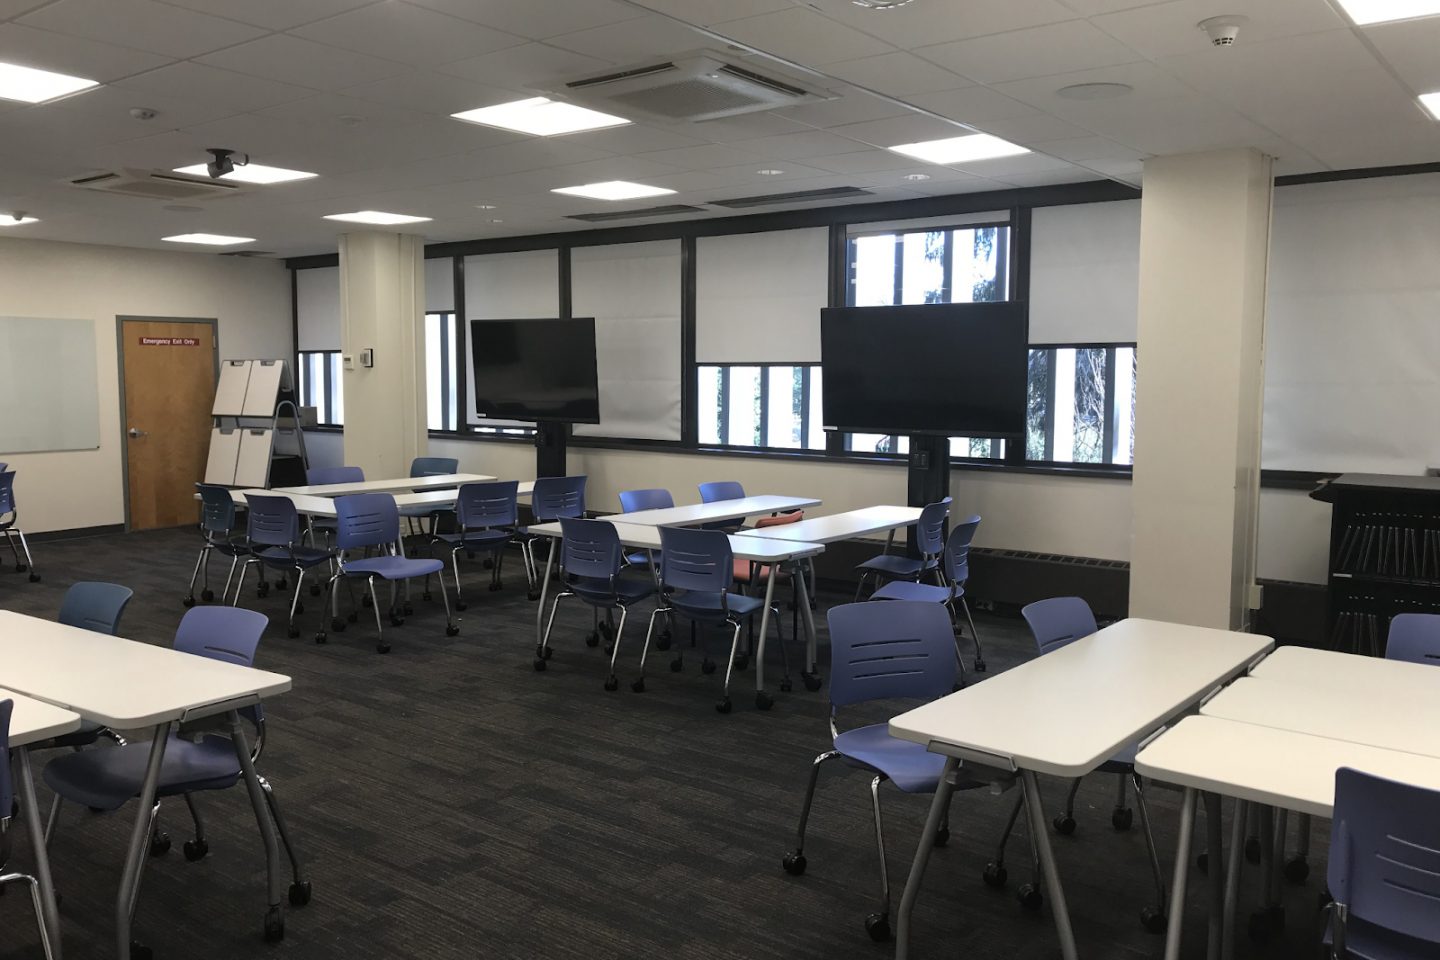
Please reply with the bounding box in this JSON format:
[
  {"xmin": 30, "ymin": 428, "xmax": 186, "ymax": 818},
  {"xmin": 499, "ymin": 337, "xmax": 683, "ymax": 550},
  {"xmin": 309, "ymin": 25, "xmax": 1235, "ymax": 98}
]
[
  {"xmin": 2, "ymin": 687, "xmax": 81, "ymax": 959},
  {"xmin": 0, "ymin": 611, "xmax": 293, "ymax": 959},
  {"xmin": 271, "ymin": 472, "xmax": 496, "ymax": 497},
  {"xmin": 525, "ymin": 520, "xmax": 825, "ymax": 705},
  {"xmin": 601, "ymin": 495, "xmax": 819, "ymax": 529},
  {"xmin": 1249, "ymin": 644, "xmax": 1440, "ymax": 698},
  {"xmin": 888, "ymin": 618, "xmax": 1273, "ymax": 960}
]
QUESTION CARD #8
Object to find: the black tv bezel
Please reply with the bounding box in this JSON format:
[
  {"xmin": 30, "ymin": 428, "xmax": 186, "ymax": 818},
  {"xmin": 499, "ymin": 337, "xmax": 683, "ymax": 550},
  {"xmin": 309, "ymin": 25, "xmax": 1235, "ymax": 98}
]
[{"xmin": 469, "ymin": 316, "xmax": 601, "ymax": 425}]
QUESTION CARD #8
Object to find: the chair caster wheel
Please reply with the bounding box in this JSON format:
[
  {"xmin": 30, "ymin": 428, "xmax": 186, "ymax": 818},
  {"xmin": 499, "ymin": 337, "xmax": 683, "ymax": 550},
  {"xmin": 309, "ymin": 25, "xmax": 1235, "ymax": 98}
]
[
  {"xmin": 974, "ymin": 659, "xmax": 987, "ymax": 673},
  {"xmin": 376, "ymin": 641, "xmax": 391, "ymax": 654},
  {"xmin": 1247, "ymin": 906, "xmax": 1284, "ymax": 942},
  {"xmin": 933, "ymin": 825, "xmax": 949, "ymax": 847},
  {"xmin": 183, "ymin": 839, "xmax": 209, "ymax": 861},
  {"xmin": 14, "ymin": 562, "xmax": 25, "ymax": 572},
  {"xmin": 446, "ymin": 624, "xmax": 459, "ymax": 637},
  {"xmin": 669, "ymin": 656, "xmax": 683, "ymax": 672},
  {"xmin": 183, "ymin": 596, "xmax": 196, "ymax": 607},
  {"xmin": 1017, "ymin": 883, "xmax": 1043, "ymax": 910},
  {"xmin": 1245, "ymin": 835, "xmax": 1262, "ymax": 863},
  {"xmin": 782, "ymin": 850, "xmax": 806, "ymax": 876},
  {"xmin": 656, "ymin": 631, "xmax": 672, "ymax": 651},
  {"xmin": 1112, "ymin": 807, "xmax": 1134, "ymax": 830},
  {"xmin": 604, "ymin": 675, "xmax": 619, "ymax": 691},
  {"xmin": 347, "ymin": 612, "xmax": 359, "ymax": 623},
  {"xmin": 201, "ymin": 589, "xmax": 215, "ymax": 602},
  {"xmin": 314, "ymin": 632, "xmax": 328, "ymax": 644},
  {"xmin": 779, "ymin": 679, "xmax": 793, "ymax": 693},
  {"xmin": 28, "ymin": 573, "xmax": 39, "ymax": 583},
  {"xmin": 1052, "ymin": 814, "xmax": 1076, "ymax": 835},
  {"xmin": 864, "ymin": 913, "xmax": 891, "ymax": 942},
  {"xmin": 755, "ymin": 691, "xmax": 773, "ymax": 710},
  {"xmin": 586, "ymin": 631, "xmax": 600, "ymax": 648},
  {"xmin": 264, "ymin": 906, "xmax": 285, "ymax": 942},
  {"xmin": 715, "ymin": 697, "xmax": 732, "ymax": 714},
  {"xmin": 149, "ymin": 831, "xmax": 171, "ymax": 857},
  {"xmin": 389, "ymin": 616, "xmax": 405, "ymax": 627},
  {"xmin": 130, "ymin": 939, "xmax": 153, "ymax": 960},
  {"xmin": 802, "ymin": 672, "xmax": 822, "ymax": 692},
  {"xmin": 630, "ymin": 678, "xmax": 646, "ymax": 693},
  {"xmin": 289, "ymin": 881, "xmax": 312, "ymax": 906},
  {"xmin": 456, "ymin": 599, "xmax": 469, "ymax": 611},
  {"xmin": 527, "ymin": 589, "xmax": 540, "ymax": 601},
  {"xmin": 982, "ymin": 861, "xmax": 1007, "ymax": 887},
  {"xmin": 701, "ymin": 658, "xmax": 716, "ymax": 675},
  {"xmin": 1140, "ymin": 906, "xmax": 1167, "ymax": 934},
  {"xmin": 533, "ymin": 658, "xmax": 547, "ymax": 671},
  {"xmin": 535, "ymin": 644, "xmax": 552, "ymax": 660},
  {"xmin": 1284, "ymin": 856, "xmax": 1310, "ymax": 884},
  {"xmin": 734, "ymin": 654, "xmax": 749, "ymax": 671}
]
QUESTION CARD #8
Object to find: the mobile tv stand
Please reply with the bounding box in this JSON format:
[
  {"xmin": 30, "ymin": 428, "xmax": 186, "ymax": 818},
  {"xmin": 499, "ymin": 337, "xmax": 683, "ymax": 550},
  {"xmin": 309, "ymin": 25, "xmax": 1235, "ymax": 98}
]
[
  {"xmin": 534, "ymin": 422, "xmax": 567, "ymax": 479},
  {"xmin": 906, "ymin": 435, "xmax": 951, "ymax": 554}
]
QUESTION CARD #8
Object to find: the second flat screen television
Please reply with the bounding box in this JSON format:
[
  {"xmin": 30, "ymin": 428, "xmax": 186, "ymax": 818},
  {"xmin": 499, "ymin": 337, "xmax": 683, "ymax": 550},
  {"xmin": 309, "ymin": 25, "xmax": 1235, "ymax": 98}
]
[
  {"xmin": 821, "ymin": 302, "xmax": 1027, "ymax": 437},
  {"xmin": 470, "ymin": 317, "xmax": 600, "ymax": 424}
]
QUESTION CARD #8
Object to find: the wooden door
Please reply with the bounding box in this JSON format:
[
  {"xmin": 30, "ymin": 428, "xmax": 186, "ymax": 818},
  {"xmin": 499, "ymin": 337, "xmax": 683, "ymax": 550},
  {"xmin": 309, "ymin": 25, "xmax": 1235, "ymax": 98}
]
[{"xmin": 121, "ymin": 318, "xmax": 216, "ymax": 529}]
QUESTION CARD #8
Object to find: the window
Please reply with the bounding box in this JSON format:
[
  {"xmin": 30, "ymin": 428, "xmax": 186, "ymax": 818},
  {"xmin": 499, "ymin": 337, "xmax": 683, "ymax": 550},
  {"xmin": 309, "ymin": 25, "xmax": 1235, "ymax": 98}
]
[
  {"xmin": 697, "ymin": 364, "xmax": 825, "ymax": 451},
  {"xmin": 1025, "ymin": 344, "xmax": 1136, "ymax": 465},
  {"xmin": 424, "ymin": 312, "xmax": 459, "ymax": 432},
  {"xmin": 297, "ymin": 350, "xmax": 343, "ymax": 427}
]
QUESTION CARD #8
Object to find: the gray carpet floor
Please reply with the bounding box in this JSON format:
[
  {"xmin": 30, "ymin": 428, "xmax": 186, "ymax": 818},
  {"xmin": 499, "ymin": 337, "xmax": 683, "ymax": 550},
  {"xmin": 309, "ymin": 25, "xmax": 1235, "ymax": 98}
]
[{"xmin": 0, "ymin": 526, "xmax": 1331, "ymax": 959}]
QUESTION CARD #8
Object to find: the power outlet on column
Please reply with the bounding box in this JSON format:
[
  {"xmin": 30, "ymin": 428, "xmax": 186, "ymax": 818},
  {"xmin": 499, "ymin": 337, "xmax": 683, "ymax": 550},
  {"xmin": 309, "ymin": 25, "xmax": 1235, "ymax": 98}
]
[{"xmin": 1247, "ymin": 582, "xmax": 1264, "ymax": 610}]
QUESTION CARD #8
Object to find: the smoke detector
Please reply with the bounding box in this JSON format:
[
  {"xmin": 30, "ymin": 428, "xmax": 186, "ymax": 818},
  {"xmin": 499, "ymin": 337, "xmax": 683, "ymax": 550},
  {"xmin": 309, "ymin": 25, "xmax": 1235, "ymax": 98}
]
[
  {"xmin": 851, "ymin": 0, "xmax": 916, "ymax": 8},
  {"xmin": 1198, "ymin": 15, "xmax": 1246, "ymax": 46}
]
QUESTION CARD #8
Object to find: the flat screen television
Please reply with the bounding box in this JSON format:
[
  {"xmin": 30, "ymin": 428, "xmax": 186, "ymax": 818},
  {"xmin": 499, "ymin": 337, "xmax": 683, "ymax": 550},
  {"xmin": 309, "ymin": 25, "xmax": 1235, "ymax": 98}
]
[
  {"xmin": 820, "ymin": 302, "xmax": 1027, "ymax": 437},
  {"xmin": 470, "ymin": 317, "xmax": 600, "ymax": 424}
]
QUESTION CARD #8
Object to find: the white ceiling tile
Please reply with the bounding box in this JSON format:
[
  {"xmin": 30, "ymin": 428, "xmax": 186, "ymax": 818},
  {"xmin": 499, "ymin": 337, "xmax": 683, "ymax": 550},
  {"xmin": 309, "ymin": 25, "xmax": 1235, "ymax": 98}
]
[
  {"xmin": 292, "ymin": 3, "xmax": 525, "ymax": 66},
  {"xmin": 254, "ymin": 92, "xmax": 428, "ymax": 127},
  {"xmin": 0, "ymin": 83, "xmax": 242, "ymax": 161},
  {"xmin": 1054, "ymin": 0, "xmax": 1169, "ymax": 14},
  {"xmin": 802, "ymin": 148, "xmax": 925, "ymax": 174},
  {"xmin": 949, "ymin": 150, "xmax": 1077, "ymax": 177},
  {"xmin": 437, "ymin": 42, "xmax": 609, "ymax": 91},
  {"xmin": 545, "ymin": 15, "xmax": 710, "ymax": 65},
  {"xmin": 1091, "ymin": 0, "xmax": 1345, "ymax": 60},
  {"xmin": 632, "ymin": 142, "xmax": 765, "ymax": 169},
  {"xmin": 770, "ymin": 94, "xmax": 913, "ymax": 129},
  {"xmin": 1066, "ymin": 95, "xmax": 1277, "ymax": 155},
  {"xmin": 566, "ymin": 122, "xmax": 706, "ymax": 155},
  {"xmin": 546, "ymin": 154, "xmax": 686, "ymax": 184},
  {"xmin": 992, "ymin": 166, "xmax": 1101, "ymax": 187},
  {"xmin": 629, "ymin": 0, "xmax": 794, "ymax": 26},
  {"xmin": 18, "ymin": 0, "xmax": 265, "ymax": 58},
  {"xmin": 906, "ymin": 86, "xmax": 1041, "ymax": 124},
  {"xmin": 152, "ymin": 0, "xmax": 380, "ymax": 30},
  {"xmin": 338, "ymin": 70, "xmax": 522, "ymax": 117},
  {"xmin": 845, "ymin": 163, "xmax": 983, "ymax": 187},
  {"xmin": 730, "ymin": 128, "xmax": 882, "ymax": 159},
  {"xmin": 0, "ymin": 0, "xmax": 51, "ymax": 16},
  {"xmin": 826, "ymin": 51, "xmax": 972, "ymax": 97},
  {"xmin": 403, "ymin": 0, "xmax": 648, "ymax": 39},
  {"xmin": 827, "ymin": 113, "xmax": 974, "ymax": 147},
  {"xmin": 198, "ymin": 34, "xmax": 411, "ymax": 90},
  {"xmin": 114, "ymin": 62, "xmax": 318, "ymax": 115},
  {"xmin": 0, "ymin": 22, "xmax": 171, "ymax": 81},
  {"xmin": 916, "ymin": 19, "xmax": 1145, "ymax": 84},
  {"xmin": 975, "ymin": 112, "xmax": 1096, "ymax": 144},
  {"xmin": 1364, "ymin": 17, "xmax": 1440, "ymax": 94},
  {"xmin": 709, "ymin": 7, "xmax": 893, "ymax": 64},
  {"xmin": 1037, "ymin": 135, "xmax": 1148, "ymax": 162},
  {"xmin": 991, "ymin": 60, "xmax": 1197, "ymax": 110},
  {"xmin": 802, "ymin": 0, "xmax": 1082, "ymax": 49},
  {"xmin": 686, "ymin": 111, "xmax": 810, "ymax": 142}
]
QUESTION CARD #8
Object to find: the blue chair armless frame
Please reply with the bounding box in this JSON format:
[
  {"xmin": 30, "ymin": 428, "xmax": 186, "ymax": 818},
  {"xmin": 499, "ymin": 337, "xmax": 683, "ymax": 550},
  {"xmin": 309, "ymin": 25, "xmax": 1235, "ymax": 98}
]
[
  {"xmin": 434, "ymin": 480, "xmax": 519, "ymax": 610},
  {"xmin": 521, "ymin": 475, "xmax": 587, "ymax": 599},
  {"xmin": 187, "ymin": 483, "xmax": 249, "ymax": 607},
  {"xmin": 0, "ymin": 470, "xmax": 39, "ymax": 583},
  {"xmin": 618, "ymin": 488, "xmax": 674, "ymax": 568},
  {"xmin": 697, "ymin": 480, "xmax": 746, "ymax": 532},
  {"xmin": 38, "ymin": 582, "xmax": 137, "ymax": 754},
  {"xmin": 305, "ymin": 465, "xmax": 364, "ymax": 485},
  {"xmin": 1385, "ymin": 613, "xmax": 1440, "ymax": 665},
  {"xmin": 232, "ymin": 495, "xmax": 337, "ymax": 639},
  {"xmin": 1, "ymin": 697, "xmax": 57, "ymax": 959},
  {"xmin": 399, "ymin": 457, "xmax": 461, "ymax": 531},
  {"xmin": 854, "ymin": 496, "xmax": 951, "ymax": 600},
  {"xmin": 869, "ymin": 515, "xmax": 988, "ymax": 675}
]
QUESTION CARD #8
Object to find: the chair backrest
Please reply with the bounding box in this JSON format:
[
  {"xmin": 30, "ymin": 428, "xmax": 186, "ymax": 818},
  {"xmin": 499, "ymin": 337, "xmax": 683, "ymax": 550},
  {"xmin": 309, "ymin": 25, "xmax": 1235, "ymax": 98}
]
[
  {"xmin": 827, "ymin": 601, "xmax": 956, "ymax": 709},
  {"xmin": 245, "ymin": 494, "xmax": 302, "ymax": 548},
  {"xmin": 306, "ymin": 465, "xmax": 364, "ymax": 485},
  {"xmin": 0, "ymin": 470, "xmax": 16, "ymax": 515},
  {"xmin": 1022, "ymin": 596, "xmax": 1099, "ymax": 656},
  {"xmin": 943, "ymin": 515, "xmax": 981, "ymax": 585},
  {"xmin": 1328, "ymin": 767, "xmax": 1440, "ymax": 945},
  {"xmin": 196, "ymin": 483, "xmax": 238, "ymax": 535},
  {"xmin": 559, "ymin": 517, "xmax": 623, "ymax": 581},
  {"xmin": 659, "ymin": 526, "xmax": 734, "ymax": 595},
  {"xmin": 173, "ymin": 605, "xmax": 268, "ymax": 666},
  {"xmin": 698, "ymin": 480, "xmax": 745, "ymax": 504},
  {"xmin": 916, "ymin": 496, "xmax": 952, "ymax": 557},
  {"xmin": 1385, "ymin": 613, "xmax": 1440, "ymax": 666},
  {"xmin": 619, "ymin": 488, "xmax": 674, "ymax": 513},
  {"xmin": 755, "ymin": 510, "xmax": 803, "ymax": 529},
  {"xmin": 58, "ymin": 582, "xmax": 134, "ymax": 636},
  {"xmin": 531, "ymin": 476, "xmax": 586, "ymax": 522},
  {"xmin": 0, "ymin": 698, "xmax": 13, "ymax": 820},
  {"xmin": 410, "ymin": 457, "xmax": 458, "ymax": 478},
  {"xmin": 456, "ymin": 480, "xmax": 518, "ymax": 530},
  {"xmin": 334, "ymin": 494, "xmax": 400, "ymax": 551}
]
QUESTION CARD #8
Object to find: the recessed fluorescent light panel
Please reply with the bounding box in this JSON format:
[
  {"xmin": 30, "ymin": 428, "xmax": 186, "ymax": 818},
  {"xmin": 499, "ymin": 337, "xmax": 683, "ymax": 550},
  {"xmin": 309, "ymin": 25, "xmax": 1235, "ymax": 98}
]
[
  {"xmin": 552, "ymin": 181, "xmax": 676, "ymax": 201},
  {"xmin": 888, "ymin": 134, "xmax": 1030, "ymax": 165},
  {"xmin": 452, "ymin": 97, "xmax": 629, "ymax": 136},
  {"xmin": 323, "ymin": 211, "xmax": 432, "ymax": 225},
  {"xmin": 173, "ymin": 163, "xmax": 316, "ymax": 185},
  {"xmin": 0, "ymin": 61, "xmax": 97, "ymax": 103},
  {"xmin": 162, "ymin": 233, "xmax": 255, "ymax": 246},
  {"xmin": 1334, "ymin": 0, "xmax": 1440, "ymax": 24},
  {"xmin": 1421, "ymin": 91, "xmax": 1440, "ymax": 120},
  {"xmin": 0, "ymin": 215, "xmax": 39, "ymax": 226}
]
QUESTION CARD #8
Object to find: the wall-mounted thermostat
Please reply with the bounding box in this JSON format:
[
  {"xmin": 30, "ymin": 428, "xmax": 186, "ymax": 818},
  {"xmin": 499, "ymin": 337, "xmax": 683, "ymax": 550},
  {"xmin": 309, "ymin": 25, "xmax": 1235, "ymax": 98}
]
[
  {"xmin": 342, "ymin": 354, "xmax": 354, "ymax": 370},
  {"xmin": 360, "ymin": 348, "xmax": 374, "ymax": 368}
]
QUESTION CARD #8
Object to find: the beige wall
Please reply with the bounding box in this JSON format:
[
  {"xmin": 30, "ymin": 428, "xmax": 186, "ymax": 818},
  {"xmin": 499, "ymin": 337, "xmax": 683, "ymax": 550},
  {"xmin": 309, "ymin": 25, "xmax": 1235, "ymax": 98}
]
[{"xmin": 0, "ymin": 237, "xmax": 293, "ymax": 532}]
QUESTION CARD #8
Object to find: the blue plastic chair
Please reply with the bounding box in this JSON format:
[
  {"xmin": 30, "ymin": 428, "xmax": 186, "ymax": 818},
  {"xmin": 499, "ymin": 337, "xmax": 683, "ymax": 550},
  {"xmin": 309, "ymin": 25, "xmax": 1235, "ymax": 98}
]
[
  {"xmin": 1385, "ymin": 613, "xmax": 1440, "ymax": 665},
  {"xmin": 40, "ymin": 582, "xmax": 137, "ymax": 753},
  {"xmin": 633, "ymin": 525, "xmax": 788, "ymax": 712},
  {"xmin": 42, "ymin": 607, "xmax": 310, "ymax": 913},
  {"xmin": 186, "ymin": 483, "xmax": 249, "ymax": 606},
  {"xmin": 400, "ymin": 457, "xmax": 461, "ymax": 529},
  {"xmin": 0, "ymin": 470, "xmax": 39, "ymax": 583},
  {"xmin": 1324, "ymin": 767, "xmax": 1440, "ymax": 959},
  {"xmin": 1, "ymin": 698, "xmax": 56, "ymax": 960},
  {"xmin": 781, "ymin": 601, "xmax": 989, "ymax": 942},
  {"xmin": 618, "ymin": 488, "xmax": 674, "ymax": 567},
  {"xmin": 853, "ymin": 497, "xmax": 951, "ymax": 600},
  {"xmin": 521, "ymin": 476, "xmax": 587, "ymax": 599},
  {"xmin": 233, "ymin": 495, "xmax": 336, "ymax": 638},
  {"xmin": 870, "ymin": 516, "xmax": 987, "ymax": 672},
  {"xmin": 305, "ymin": 465, "xmax": 364, "ymax": 485},
  {"xmin": 536, "ymin": 518, "xmax": 656, "ymax": 690},
  {"xmin": 315, "ymin": 493, "xmax": 457, "ymax": 653},
  {"xmin": 698, "ymin": 480, "xmax": 746, "ymax": 531},
  {"xmin": 432, "ymin": 481, "xmax": 518, "ymax": 610}
]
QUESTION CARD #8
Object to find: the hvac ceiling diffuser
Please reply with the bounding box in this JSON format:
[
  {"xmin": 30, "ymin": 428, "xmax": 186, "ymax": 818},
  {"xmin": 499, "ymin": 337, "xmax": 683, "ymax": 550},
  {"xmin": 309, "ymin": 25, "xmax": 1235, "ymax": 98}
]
[
  {"xmin": 564, "ymin": 53, "xmax": 829, "ymax": 123},
  {"xmin": 68, "ymin": 169, "xmax": 241, "ymax": 201}
]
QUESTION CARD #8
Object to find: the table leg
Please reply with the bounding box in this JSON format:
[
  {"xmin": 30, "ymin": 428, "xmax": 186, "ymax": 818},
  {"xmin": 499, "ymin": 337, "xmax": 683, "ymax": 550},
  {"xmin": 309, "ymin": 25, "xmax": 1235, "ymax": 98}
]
[
  {"xmin": 117, "ymin": 724, "xmax": 171, "ymax": 959},
  {"xmin": 753, "ymin": 563, "xmax": 778, "ymax": 695},
  {"xmin": 1204, "ymin": 792, "xmax": 1223, "ymax": 960},
  {"xmin": 1222, "ymin": 799, "xmax": 1247, "ymax": 960},
  {"xmin": 1021, "ymin": 769, "xmax": 1079, "ymax": 960},
  {"xmin": 15, "ymin": 745, "xmax": 62, "ymax": 959},
  {"xmin": 534, "ymin": 538, "xmax": 556, "ymax": 647},
  {"xmin": 1163, "ymin": 787, "xmax": 1198, "ymax": 960},
  {"xmin": 895, "ymin": 756, "xmax": 958, "ymax": 960},
  {"xmin": 228, "ymin": 711, "xmax": 284, "ymax": 936},
  {"xmin": 791, "ymin": 560, "xmax": 820, "ymax": 677}
]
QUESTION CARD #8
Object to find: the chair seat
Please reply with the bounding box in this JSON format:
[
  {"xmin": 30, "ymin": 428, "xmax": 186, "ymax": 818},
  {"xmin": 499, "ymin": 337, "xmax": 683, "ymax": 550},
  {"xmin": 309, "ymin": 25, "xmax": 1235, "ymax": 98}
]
[
  {"xmin": 1323, "ymin": 912, "xmax": 1438, "ymax": 960},
  {"xmin": 668, "ymin": 590, "xmax": 764, "ymax": 622},
  {"xmin": 857, "ymin": 554, "xmax": 935, "ymax": 578},
  {"xmin": 38, "ymin": 719, "xmax": 106, "ymax": 750},
  {"xmin": 254, "ymin": 545, "xmax": 333, "ymax": 569},
  {"xmin": 342, "ymin": 555, "xmax": 444, "ymax": 580},
  {"xmin": 436, "ymin": 529, "xmax": 511, "ymax": 550},
  {"xmin": 870, "ymin": 580, "xmax": 955, "ymax": 603},
  {"xmin": 568, "ymin": 573, "xmax": 656, "ymax": 605},
  {"xmin": 625, "ymin": 550, "xmax": 655, "ymax": 567},
  {"xmin": 44, "ymin": 736, "xmax": 241, "ymax": 812},
  {"xmin": 733, "ymin": 558, "xmax": 790, "ymax": 584},
  {"xmin": 835, "ymin": 723, "xmax": 948, "ymax": 794},
  {"xmin": 208, "ymin": 539, "xmax": 249, "ymax": 558}
]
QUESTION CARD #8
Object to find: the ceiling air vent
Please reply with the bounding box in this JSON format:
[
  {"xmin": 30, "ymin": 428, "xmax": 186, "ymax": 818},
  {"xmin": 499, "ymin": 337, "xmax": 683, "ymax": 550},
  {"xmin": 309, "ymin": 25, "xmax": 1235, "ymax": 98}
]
[
  {"xmin": 566, "ymin": 204, "xmax": 707, "ymax": 223},
  {"xmin": 67, "ymin": 169, "xmax": 242, "ymax": 201},
  {"xmin": 708, "ymin": 186, "xmax": 874, "ymax": 209},
  {"xmin": 564, "ymin": 53, "xmax": 829, "ymax": 122}
]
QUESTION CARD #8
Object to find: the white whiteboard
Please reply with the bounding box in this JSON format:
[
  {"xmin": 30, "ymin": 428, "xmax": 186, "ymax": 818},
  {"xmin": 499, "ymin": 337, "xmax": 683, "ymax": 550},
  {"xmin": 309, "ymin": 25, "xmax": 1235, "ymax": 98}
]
[{"xmin": 0, "ymin": 316, "xmax": 101, "ymax": 454}]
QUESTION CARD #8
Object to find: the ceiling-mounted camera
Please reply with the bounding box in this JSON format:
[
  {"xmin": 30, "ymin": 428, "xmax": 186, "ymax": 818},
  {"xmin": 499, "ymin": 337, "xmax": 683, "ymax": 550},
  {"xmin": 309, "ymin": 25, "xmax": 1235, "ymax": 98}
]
[{"xmin": 204, "ymin": 147, "xmax": 249, "ymax": 179}]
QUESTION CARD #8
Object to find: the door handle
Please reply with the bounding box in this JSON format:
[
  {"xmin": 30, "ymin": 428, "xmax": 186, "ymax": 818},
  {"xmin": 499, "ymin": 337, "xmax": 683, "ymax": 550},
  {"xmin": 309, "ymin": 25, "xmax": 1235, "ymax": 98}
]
[{"xmin": 128, "ymin": 427, "xmax": 148, "ymax": 438}]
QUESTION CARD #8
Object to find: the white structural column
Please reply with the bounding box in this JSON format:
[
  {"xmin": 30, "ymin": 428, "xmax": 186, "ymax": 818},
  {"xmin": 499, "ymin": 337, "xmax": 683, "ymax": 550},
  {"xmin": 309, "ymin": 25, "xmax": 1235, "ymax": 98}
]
[
  {"xmin": 1130, "ymin": 149, "xmax": 1273, "ymax": 629},
  {"xmin": 338, "ymin": 231, "xmax": 427, "ymax": 478}
]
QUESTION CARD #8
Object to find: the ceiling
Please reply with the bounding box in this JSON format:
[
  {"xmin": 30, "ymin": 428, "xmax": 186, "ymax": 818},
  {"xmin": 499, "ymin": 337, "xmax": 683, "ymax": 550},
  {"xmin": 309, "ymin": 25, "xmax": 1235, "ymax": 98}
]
[{"xmin": 0, "ymin": 0, "xmax": 1436, "ymax": 257}]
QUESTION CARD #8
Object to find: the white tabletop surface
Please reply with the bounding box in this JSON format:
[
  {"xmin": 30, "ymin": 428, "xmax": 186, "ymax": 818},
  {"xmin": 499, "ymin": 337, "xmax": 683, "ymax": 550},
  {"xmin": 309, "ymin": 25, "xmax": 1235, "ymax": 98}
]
[
  {"xmin": 1135, "ymin": 715, "xmax": 1440, "ymax": 818},
  {"xmin": 1202, "ymin": 676, "xmax": 1440, "ymax": 759},
  {"xmin": 603, "ymin": 495, "xmax": 820, "ymax": 528},
  {"xmin": 526, "ymin": 519, "xmax": 825, "ymax": 563},
  {"xmin": 733, "ymin": 505, "xmax": 922, "ymax": 544},
  {"xmin": 231, "ymin": 489, "xmax": 339, "ymax": 516},
  {"xmin": 889, "ymin": 619, "xmax": 1274, "ymax": 777},
  {"xmin": 1250, "ymin": 645, "xmax": 1440, "ymax": 698},
  {"xmin": 224, "ymin": 481, "xmax": 536, "ymax": 518},
  {"xmin": 1, "ymin": 686, "xmax": 81, "ymax": 746},
  {"xmin": 0, "ymin": 611, "xmax": 292, "ymax": 728},
  {"xmin": 272, "ymin": 472, "xmax": 496, "ymax": 497}
]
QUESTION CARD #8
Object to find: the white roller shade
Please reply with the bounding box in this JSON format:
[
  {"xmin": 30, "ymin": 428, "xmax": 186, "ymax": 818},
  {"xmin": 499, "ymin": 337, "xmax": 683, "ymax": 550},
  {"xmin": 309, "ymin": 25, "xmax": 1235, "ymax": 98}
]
[
  {"xmin": 1029, "ymin": 200, "xmax": 1140, "ymax": 344},
  {"xmin": 463, "ymin": 249, "xmax": 560, "ymax": 427},
  {"xmin": 424, "ymin": 256, "xmax": 454, "ymax": 313},
  {"xmin": 696, "ymin": 227, "xmax": 827, "ymax": 363},
  {"xmin": 571, "ymin": 240, "xmax": 682, "ymax": 441},
  {"xmin": 295, "ymin": 266, "xmax": 340, "ymax": 351}
]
